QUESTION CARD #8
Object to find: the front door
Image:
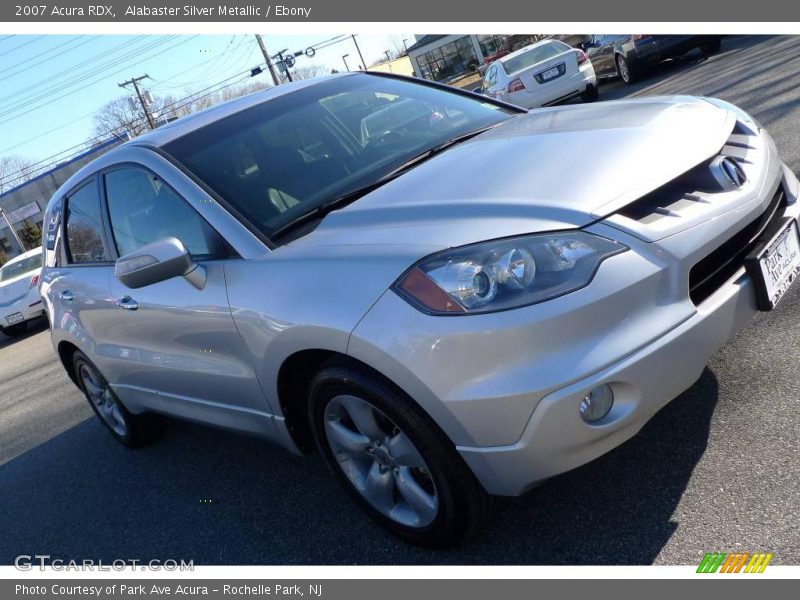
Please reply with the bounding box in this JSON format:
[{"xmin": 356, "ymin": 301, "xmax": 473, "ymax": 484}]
[{"xmin": 99, "ymin": 165, "xmax": 272, "ymax": 436}]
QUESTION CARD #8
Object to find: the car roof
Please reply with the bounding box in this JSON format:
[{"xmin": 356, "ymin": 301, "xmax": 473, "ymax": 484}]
[
  {"xmin": 3, "ymin": 246, "xmax": 42, "ymax": 266},
  {"xmin": 131, "ymin": 73, "xmax": 351, "ymax": 149}
]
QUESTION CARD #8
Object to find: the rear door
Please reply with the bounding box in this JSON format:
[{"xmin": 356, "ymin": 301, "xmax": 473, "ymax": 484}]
[
  {"xmin": 47, "ymin": 177, "xmax": 116, "ymax": 361},
  {"xmin": 99, "ymin": 164, "xmax": 271, "ymax": 436}
]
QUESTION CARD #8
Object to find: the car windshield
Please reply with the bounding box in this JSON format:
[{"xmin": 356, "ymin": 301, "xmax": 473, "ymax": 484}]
[
  {"xmin": 0, "ymin": 254, "xmax": 42, "ymax": 281},
  {"xmin": 163, "ymin": 75, "xmax": 515, "ymax": 239},
  {"xmin": 501, "ymin": 41, "xmax": 568, "ymax": 74}
]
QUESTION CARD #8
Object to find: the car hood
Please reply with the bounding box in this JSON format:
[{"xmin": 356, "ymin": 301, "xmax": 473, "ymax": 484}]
[{"xmin": 292, "ymin": 96, "xmax": 735, "ymax": 250}]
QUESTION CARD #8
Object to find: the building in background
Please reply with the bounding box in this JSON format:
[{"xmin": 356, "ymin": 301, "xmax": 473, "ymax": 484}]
[
  {"xmin": 0, "ymin": 133, "xmax": 129, "ymax": 257},
  {"xmin": 368, "ymin": 55, "xmax": 415, "ymax": 77},
  {"xmin": 407, "ymin": 34, "xmax": 539, "ymax": 83}
]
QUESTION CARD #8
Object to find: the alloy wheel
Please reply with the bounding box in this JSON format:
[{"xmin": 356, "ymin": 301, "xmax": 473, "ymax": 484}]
[
  {"xmin": 323, "ymin": 394, "xmax": 439, "ymax": 528},
  {"xmin": 617, "ymin": 55, "xmax": 630, "ymax": 83},
  {"xmin": 79, "ymin": 363, "xmax": 128, "ymax": 437}
]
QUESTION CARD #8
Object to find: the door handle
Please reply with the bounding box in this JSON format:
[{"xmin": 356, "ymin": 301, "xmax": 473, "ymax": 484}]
[
  {"xmin": 60, "ymin": 290, "xmax": 73, "ymax": 302},
  {"xmin": 115, "ymin": 296, "xmax": 138, "ymax": 311}
]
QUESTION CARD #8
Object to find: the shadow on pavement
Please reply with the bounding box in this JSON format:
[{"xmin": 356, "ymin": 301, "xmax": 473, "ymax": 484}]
[
  {"xmin": 0, "ymin": 317, "xmax": 49, "ymax": 350},
  {"xmin": 0, "ymin": 368, "xmax": 719, "ymax": 565}
]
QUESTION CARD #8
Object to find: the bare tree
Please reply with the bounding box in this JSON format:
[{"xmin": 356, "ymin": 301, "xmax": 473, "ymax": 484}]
[
  {"xmin": 0, "ymin": 155, "xmax": 38, "ymax": 193},
  {"xmin": 290, "ymin": 64, "xmax": 331, "ymax": 81},
  {"xmin": 91, "ymin": 94, "xmax": 178, "ymax": 141},
  {"xmin": 388, "ymin": 35, "xmax": 408, "ymax": 58},
  {"xmin": 171, "ymin": 80, "xmax": 271, "ymax": 118}
]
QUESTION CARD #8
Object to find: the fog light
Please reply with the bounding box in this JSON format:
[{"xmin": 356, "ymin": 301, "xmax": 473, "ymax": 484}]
[{"xmin": 579, "ymin": 384, "xmax": 614, "ymax": 423}]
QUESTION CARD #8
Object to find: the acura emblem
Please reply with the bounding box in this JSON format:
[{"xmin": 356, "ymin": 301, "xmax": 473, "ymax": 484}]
[{"xmin": 709, "ymin": 155, "xmax": 747, "ymax": 190}]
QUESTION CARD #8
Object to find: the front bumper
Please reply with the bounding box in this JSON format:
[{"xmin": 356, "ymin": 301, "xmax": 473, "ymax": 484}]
[
  {"xmin": 349, "ymin": 144, "xmax": 800, "ymax": 496},
  {"xmin": 458, "ymin": 265, "xmax": 761, "ymax": 495}
]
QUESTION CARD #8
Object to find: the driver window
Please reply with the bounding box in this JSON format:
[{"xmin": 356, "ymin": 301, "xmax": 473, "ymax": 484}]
[{"xmin": 103, "ymin": 167, "xmax": 223, "ymax": 258}]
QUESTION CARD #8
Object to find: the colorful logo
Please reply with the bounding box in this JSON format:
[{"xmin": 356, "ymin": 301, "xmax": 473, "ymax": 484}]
[{"xmin": 697, "ymin": 552, "xmax": 773, "ymax": 573}]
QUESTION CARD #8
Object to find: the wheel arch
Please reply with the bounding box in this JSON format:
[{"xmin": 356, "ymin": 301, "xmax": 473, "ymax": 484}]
[
  {"xmin": 57, "ymin": 340, "xmax": 80, "ymax": 386},
  {"xmin": 275, "ymin": 348, "xmax": 467, "ymax": 456}
]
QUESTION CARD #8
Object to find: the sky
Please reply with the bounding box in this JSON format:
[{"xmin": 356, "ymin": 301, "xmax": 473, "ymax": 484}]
[{"xmin": 0, "ymin": 33, "xmax": 415, "ymax": 173}]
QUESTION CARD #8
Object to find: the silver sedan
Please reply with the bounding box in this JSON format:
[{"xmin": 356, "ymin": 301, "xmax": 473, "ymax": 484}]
[{"xmin": 40, "ymin": 72, "xmax": 800, "ymax": 546}]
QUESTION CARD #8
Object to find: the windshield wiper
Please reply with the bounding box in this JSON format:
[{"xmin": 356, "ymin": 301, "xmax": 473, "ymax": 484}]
[
  {"xmin": 271, "ymin": 123, "xmax": 500, "ymax": 240},
  {"xmin": 270, "ymin": 179, "xmax": 390, "ymax": 239},
  {"xmin": 378, "ymin": 123, "xmax": 501, "ymax": 181}
]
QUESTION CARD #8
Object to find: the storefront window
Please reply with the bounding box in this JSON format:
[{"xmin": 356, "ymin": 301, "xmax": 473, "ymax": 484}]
[{"xmin": 414, "ymin": 36, "xmax": 478, "ymax": 82}]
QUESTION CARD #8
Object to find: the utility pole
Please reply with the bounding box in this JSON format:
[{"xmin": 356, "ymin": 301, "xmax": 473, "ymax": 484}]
[
  {"xmin": 351, "ymin": 34, "xmax": 366, "ymax": 70},
  {"xmin": 0, "ymin": 207, "xmax": 25, "ymax": 252},
  {"xmin": 118, "ymin": 75, "xmax": 156, "ymax": 130},
  {"xmin": 254, "ymin": 34, "xmax": 280, "ymax": 86},
  {"xmin": 342, "ymin": 54, "xmax": 350, "ymax": 72},
  {"xmin": 384, "ymin": 50, "xmax": 391, "ymax": 62}
]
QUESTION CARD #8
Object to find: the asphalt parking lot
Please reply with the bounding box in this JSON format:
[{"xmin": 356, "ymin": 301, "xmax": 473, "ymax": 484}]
[{"xmin": 1, "ymin": 35, "xmax": 799, "ymax": 566}]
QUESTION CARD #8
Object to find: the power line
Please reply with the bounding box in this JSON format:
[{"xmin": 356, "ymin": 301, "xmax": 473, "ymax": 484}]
[
  {"xmin": 119, "ymin": 75, "xmax": 156, "ymax": 130},
  {"xmin": 0, "ymin": 65, "xmax": 262, "ymax": 189},
  {"xmin": 0, "ymin": 107, "xmax": 100, "ymax": 156},
  {"xmin": 0, "ymin": 35, "xmax": 162, "ymax": 112},
  {"xmin": 0, "ymin": 35, "xmax": 46, "ymax": 58},
  {"xmin": 0, "ymin": 36, "xmax": 199, "ymax": 126},
  {"xmin": 0, "ymin": 35, "xmax": 102, "ymax": 81},
  {"xmin": 150, "ymin": 35, "xmax": 240, "ymax": 90}
]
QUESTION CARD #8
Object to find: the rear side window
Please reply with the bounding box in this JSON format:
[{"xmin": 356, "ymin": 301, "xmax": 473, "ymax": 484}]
[
  {"xmin": 65, "ymin": 180, "xmax": 109, "ymax": 264},
  {"xmin": 0, "ymin": 255, "xmax": 42, "ymax": 281},
  {"xmin": 103, "ymin": 167, "xmax": 223, "ymax": 258}
]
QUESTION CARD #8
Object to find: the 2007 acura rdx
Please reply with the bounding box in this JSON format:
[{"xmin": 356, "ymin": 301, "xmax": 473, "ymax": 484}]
[{"xmin": 41, "ymin": 73, "xmax": 800, "ymax": 546}]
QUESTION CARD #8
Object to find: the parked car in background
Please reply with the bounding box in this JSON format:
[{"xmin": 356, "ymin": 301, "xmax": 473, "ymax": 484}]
[
  {"xmin": 40, "ymin": 72, "xmax": 800, "ymax": 547},
  {"xmin": 481, "ymin": 39, "xmax": 598, "ymax": 108},
  {"xmin": 583, "ymin": 35, "xmax": 723, "ymax": 84},
  {"xmin": 0, "ymin": 247, "xmax": 44, "ymax": 336}
]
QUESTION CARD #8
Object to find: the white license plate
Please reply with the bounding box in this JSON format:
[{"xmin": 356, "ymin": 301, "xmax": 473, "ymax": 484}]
[
  {"xmin": 5, "ymin": 312, "xmax": 23, "ymax": 325},
  {"xmin": 749, "ymin": 219, "xmax": 800, "ymax": 310},
  {"xmin": 540, "ymin": 67, "xmax": 560, "ymax": 81}
]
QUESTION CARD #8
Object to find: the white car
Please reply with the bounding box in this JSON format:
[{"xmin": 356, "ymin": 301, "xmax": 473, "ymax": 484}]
[
  {"xmin": 0, "ymin": 247, "xmax": 44, "ymax": 336},
  {"xmin": 481, "ymin": 39, "xmax": 598, "ymax": 108}
]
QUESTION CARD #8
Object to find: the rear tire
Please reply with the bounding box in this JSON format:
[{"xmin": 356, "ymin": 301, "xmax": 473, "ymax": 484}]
[
  {"xmin": 581, "ymin": 83, "xmax": 599, "ymax": 102},
  {"xmin": 616, "ymin": 54, "xmax": 638, "ymax": 84},
  {"xmin": 72, "ymin": 350, "xmax": 164, "ymax": 448},
  {"xmin": 308, "ymin": 359, "xmax": 494, "ymax": 547}
]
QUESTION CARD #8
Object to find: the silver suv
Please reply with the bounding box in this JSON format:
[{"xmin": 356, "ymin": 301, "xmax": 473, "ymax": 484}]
[{"xmin": 41, "ymin": 73, "xmax": 800, "ymax": 546}]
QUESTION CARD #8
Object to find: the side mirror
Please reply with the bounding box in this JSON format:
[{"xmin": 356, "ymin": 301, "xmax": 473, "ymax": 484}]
[{"xmin": 115, "ymin": 237, "xmax": 206, "ymax": 290}]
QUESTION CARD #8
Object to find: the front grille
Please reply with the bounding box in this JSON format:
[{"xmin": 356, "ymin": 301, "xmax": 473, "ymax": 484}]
[{"xmin": 689, "ymin": 187, "xmax": 786, "ymax": 305}]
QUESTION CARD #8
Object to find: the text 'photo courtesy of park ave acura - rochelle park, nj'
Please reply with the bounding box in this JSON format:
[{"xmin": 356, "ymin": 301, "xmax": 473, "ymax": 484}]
[{"xmin": 0, "ymin": 18, "xmax": 799, "ymax": 587}]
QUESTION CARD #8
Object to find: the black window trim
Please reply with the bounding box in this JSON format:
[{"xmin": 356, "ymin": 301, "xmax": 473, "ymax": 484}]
[
  {"xmin": 62, "ymin": 173, "xmax": 115, "ymax": 268},
  {"xmin": 97, "ymin": 161, "xmax": 230, "ymax": 262}
]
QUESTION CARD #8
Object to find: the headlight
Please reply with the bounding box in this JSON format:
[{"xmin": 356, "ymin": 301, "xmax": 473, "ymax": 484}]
[{"xmin": 393, "ymin": 231, "xmax": 627, "ymax": 315}]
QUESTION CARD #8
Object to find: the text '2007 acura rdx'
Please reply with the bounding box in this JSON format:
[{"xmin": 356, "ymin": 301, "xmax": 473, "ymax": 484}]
[{"xmin": 40, "ymin": 72, "xmax": 800, "ymax": 546}]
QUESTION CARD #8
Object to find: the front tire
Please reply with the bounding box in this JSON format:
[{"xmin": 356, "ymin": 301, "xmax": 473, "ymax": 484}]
[
  {"xmin": 72, "ymin": 350, "xmax": 163, "ymax": 448},
  {"xmin": 308, "ymin": 360, "xmax": 494, "ymax": 547}
]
